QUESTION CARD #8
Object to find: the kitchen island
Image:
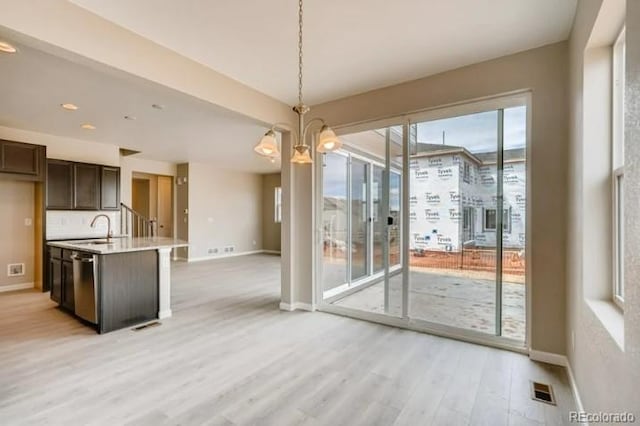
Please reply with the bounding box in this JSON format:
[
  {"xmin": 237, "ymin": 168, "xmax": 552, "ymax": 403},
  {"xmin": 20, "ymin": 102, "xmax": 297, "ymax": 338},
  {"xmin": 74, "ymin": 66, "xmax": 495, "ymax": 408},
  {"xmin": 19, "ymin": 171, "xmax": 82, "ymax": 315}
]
[{"xmin": 47, "ymin": 237, "xmax": 188, "ymax": 333}]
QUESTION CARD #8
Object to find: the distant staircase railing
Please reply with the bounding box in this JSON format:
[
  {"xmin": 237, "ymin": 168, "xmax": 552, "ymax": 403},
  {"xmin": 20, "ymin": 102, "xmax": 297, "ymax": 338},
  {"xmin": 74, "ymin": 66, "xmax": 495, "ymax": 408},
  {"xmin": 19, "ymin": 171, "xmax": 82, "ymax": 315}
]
[{"xmin": 120, "ymin": 203, "xmax": 157, "ymax": 238}]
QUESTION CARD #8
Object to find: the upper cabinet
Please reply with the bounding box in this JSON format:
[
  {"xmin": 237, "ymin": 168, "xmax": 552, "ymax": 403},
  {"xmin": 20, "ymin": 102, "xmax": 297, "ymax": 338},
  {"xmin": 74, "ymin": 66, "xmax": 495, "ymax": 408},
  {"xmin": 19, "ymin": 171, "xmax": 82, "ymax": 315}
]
[
  {"xmin": 0, "ymin": 140, "xmax": 46, "ymax": 181},
  {"xmin": 46, "ymin": 159, "xmax": 120, "ymax": 211},
  {"xmin": 101, "ymin": 167, "xmax": 120, "ymax": 210},
  {"xmin": 73, "ymin": 163, "xmax": 101, "ymax": 210},
  {"xmin": 47, "ymin": 160, "xmax": 74, "ymax": 209}
]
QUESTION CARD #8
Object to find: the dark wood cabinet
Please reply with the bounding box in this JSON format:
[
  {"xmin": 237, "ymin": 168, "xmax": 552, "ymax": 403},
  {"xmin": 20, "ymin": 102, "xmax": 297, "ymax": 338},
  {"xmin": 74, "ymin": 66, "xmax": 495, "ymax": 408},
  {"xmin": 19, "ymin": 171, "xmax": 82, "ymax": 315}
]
[
  {"xmin": 99, "ymin": 251, "xmax": 158, "ymax": 333},
  {"xmin": 101, "ymin": 167, "xmax": 120, "ymax": 210},
  {"xmin": 49, "ymin": 248, "xmax": 76, "ymax": 311},
  {"xmin": 1, "ymin": 141, "xmax": 39, "ymax": 175},
  {"xmin": 73, "ymin": 164, "xmax": 101, "ymax": 210},
  {"xmin": 47, "ymin": 160, "xmax": 74, "ymax": 209},
  {"xmin": 49, "ymin": 257, "xmax": 62, "ymax": 304},
  {"xmin": 46, "ymin": 160, "xmax": 120, "ymax": 211},
  {"xmin": 0, "ymin": 139, "xmax": 45, "ymax": 181},
  {"xmin": 62, "ymin": 260, "xmax": 74, "ymax": 311}
]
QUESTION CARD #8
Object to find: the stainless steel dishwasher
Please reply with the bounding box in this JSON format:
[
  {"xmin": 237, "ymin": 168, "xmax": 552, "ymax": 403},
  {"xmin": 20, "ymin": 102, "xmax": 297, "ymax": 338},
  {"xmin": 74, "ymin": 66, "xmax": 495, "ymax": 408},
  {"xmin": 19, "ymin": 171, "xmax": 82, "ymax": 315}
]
[{"xmin": 71, "ymin": 252, "xmax": 98, "ymax": 324}]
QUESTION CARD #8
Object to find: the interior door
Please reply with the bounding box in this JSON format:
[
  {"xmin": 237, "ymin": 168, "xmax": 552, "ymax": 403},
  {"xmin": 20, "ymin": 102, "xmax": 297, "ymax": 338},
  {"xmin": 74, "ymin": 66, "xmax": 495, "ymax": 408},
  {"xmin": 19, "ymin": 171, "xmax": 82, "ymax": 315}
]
[{"xmin": 157, "ymin": 175, "xmax": 173, "ymax": 237}]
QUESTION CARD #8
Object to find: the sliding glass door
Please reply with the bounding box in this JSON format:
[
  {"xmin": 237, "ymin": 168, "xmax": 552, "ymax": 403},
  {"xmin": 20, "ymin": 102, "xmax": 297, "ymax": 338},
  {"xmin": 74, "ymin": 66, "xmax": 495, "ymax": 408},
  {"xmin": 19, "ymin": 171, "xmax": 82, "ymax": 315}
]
[
  {"xmin": 318, "ymin": 95, "xmax": 528, "ymax": 346},
  {"xmin": 321, "ymin": 153, "xmax": 349, "ymax": 293},
  {"xmin": 350, "ymin": 158, "xmax": 369, "ymax": 282},
  {"xmin": 320, "ymin": 126, "xmax": 404, "ymax": 317},
  {"xmin": 407, "ymin": 105, "xmax": 527, "ymax": 341}
]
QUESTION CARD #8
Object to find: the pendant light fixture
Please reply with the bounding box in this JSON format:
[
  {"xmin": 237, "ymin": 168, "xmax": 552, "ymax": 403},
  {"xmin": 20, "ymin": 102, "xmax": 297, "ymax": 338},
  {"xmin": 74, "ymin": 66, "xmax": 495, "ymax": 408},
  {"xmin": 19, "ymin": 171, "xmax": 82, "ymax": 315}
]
[{"xmin": 254, "ymin": 0, "xmax": 341, "ymax": 164}]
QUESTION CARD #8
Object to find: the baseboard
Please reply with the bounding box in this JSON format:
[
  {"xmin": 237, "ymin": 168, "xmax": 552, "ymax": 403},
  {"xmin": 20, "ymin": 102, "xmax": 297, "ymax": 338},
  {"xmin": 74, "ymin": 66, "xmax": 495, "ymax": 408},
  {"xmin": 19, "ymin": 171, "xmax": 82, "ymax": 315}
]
[
  {"xmin": 0, "ymin": 282, "xmax": 34, "ymax": 293},
  {"xmin": 279, "ymin": 302, "xmax": 315, "ymax": 312},
  {"xmin": 188, "ymin": 250, "xmax": 264, "ymax": 262},
  {"xmin": 565, "ymin": 359, "xmax": 585, "ymax": 414},
  {"xmin": 262, "ymin": 250, "xmax": 281, "ymax": 255},
  {"xmin": 530, "ymin": 350, "xmax": 585, "ymax": 415},
  {"xmin": 158, "ymin": 309, "xmax": 172, "ymax": 319}
]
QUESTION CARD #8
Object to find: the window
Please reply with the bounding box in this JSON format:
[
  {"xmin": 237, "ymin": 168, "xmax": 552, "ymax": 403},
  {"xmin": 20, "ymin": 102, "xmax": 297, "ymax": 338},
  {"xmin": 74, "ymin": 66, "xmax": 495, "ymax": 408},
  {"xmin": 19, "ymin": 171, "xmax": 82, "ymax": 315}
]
[
  {"xmin": 462, "ymin": 162, "xmax": 471, "ymax": 183},
  {"xmin": 274, "ymin": 186, "xmax": 282, "ymax": 223},
  {"xmin": 612, "ymin": 27, "xmax": 625, "ymax": 307},
  {"xmin": 483, "ymin": 208, "xmax": 510, "ymax": 232},
  {"xmin": 462, "ymin": 207, "xmax": 475, "ymax": 241}
]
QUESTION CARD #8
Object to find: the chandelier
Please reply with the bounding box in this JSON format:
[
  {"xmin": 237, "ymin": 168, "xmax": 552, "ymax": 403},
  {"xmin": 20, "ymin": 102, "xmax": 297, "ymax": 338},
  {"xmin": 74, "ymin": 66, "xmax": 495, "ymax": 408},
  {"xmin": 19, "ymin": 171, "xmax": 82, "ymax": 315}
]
[{"xmin": 253, "ymin": 0, "xmax": 341, "ymax": 164}]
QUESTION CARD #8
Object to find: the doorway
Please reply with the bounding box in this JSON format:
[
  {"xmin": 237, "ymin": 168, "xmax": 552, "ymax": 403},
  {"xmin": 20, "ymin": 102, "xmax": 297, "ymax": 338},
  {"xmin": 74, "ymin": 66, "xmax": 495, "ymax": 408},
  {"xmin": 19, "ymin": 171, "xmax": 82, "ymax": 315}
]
[
  {"xmin": 316, "ymin": 93, "xmax": 530, "ymax": 348},
  {"xmin": 131, "ymin": 173, "xmax": 174, "ymax": 238}
]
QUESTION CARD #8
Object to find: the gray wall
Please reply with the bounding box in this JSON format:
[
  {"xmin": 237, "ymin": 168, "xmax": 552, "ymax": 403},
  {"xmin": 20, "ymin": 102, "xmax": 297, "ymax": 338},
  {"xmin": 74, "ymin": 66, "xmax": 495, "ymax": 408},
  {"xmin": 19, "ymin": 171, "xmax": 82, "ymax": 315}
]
[
  {"xmin": 0, "ymin": 180, "xmax": 35, "ymax": 289},
  {"xmin": 186, "ymin": 163, "xmax": 263, "ymax": 260},
  {"xmin": 262, "ymin": 173, "xmax": 281, "ymax": 252},
  {"xmin": 567, "ymin": 0, "xmax": 640, "ymax": 414},
  {"xmin": 309, "ymin": 42, "xmax": 569, "ymax": 355}
]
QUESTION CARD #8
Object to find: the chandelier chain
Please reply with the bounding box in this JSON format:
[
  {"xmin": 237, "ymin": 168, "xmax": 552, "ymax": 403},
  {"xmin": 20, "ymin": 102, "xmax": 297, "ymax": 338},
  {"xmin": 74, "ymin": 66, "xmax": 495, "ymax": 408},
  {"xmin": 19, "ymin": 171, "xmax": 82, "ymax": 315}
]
[{"xmin": 298, "ymin": 0, "xmax": 304, "ymax": 106}]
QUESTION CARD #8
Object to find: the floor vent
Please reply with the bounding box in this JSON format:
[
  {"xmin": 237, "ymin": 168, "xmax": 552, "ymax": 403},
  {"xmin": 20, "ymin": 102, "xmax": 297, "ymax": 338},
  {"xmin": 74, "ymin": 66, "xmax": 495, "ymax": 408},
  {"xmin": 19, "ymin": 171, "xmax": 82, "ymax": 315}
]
[
  {"xmin": 530, "ymin": 381, "xmax": 556, "ymax": 405},
  {"xmin": 132, "ymin": 321, "xmax": 161, "ymax": 331}
]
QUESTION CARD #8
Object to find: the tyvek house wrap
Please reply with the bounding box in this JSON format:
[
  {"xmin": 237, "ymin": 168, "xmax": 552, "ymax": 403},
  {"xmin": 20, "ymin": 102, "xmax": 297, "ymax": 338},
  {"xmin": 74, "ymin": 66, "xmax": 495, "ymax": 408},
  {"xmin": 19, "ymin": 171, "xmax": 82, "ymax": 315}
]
[{"xmin": 409, "ymin": 148, "xmax": 526, "ymax": 252}]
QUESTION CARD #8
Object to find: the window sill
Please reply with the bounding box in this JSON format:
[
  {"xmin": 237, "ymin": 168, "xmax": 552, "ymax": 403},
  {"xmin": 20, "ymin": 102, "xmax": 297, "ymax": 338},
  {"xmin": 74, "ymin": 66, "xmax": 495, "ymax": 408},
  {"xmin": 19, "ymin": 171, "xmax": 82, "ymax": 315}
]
[{"xmin": 586, "ymin": 299, "xmax": 624, "ymax": 351}]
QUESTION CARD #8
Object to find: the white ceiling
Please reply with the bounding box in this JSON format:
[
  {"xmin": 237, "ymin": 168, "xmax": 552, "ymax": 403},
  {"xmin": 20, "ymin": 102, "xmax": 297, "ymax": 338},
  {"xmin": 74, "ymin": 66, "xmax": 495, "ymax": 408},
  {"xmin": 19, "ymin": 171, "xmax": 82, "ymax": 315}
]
[
  {"xmin": 72, "ymin": 0, "xmax": 577, "ymax": 105},
  {"xmin": 0, "ymin": 39, "xmax": 280, "ymax": 173}
]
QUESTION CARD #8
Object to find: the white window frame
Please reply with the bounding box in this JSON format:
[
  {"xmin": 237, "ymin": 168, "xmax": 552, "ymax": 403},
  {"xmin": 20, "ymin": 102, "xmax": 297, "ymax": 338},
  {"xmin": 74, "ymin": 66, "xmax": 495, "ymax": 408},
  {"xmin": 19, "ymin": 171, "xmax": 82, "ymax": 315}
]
[
  {"xmin": 613, "ymin": 168, "xmax": 624, "ymax": 308},
  {"xmin": 462, "ymin": 161, "xmax": 471, "ymax": 183},
  {"xmin": 612, "ymin": 27, "xmax": 625, "ymax": 309},
  {"xmin": 482, "ymin": 208, "xmax": 510, "ymax": 232},
  {"xmin": 274, "ymin": 186, "xmax": 282, "ymax": 223}
]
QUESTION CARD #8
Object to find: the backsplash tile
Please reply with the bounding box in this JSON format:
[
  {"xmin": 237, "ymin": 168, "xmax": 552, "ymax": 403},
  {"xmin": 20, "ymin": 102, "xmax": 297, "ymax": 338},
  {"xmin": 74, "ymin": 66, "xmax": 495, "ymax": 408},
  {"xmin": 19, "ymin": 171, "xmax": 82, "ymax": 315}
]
[{"xmin": 46, "ymin": 211, "xmax": 122, "ymax": 240}]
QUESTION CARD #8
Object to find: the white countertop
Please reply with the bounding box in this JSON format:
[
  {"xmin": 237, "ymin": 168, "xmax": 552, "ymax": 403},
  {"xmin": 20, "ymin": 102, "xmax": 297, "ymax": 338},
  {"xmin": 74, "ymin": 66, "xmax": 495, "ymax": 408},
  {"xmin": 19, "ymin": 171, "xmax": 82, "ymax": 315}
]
[{"xmin": 47, "ymin": 237, "xmax": 188, "ymax": 255}]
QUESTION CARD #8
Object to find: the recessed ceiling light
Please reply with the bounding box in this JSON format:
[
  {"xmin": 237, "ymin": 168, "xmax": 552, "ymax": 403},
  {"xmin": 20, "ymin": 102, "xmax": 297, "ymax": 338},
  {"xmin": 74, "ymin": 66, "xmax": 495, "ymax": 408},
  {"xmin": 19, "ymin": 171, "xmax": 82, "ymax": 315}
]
[
  {"xmin": 61, "ymin": 103, "xmax": 78, "ymax": 111},
  {"xmin": 0, "ymin": 41, "xmax": 17, "ymax": 54},
  {"xmin": 151, "ymin": 104, "xmax": 164, "ymax": 110},
  {"xmin": 124, "ymin": 115, "xmax": 136, "ymax": 120},
  {"xmin": 81, "ymin": 124, "xmax": 96, "ymax": 130}
]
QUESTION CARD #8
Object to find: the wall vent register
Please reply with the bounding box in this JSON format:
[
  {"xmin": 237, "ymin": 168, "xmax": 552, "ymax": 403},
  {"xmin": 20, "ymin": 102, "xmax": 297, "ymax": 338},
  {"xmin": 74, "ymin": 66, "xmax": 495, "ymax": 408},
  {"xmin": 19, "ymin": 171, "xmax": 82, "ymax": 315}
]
[
  {"xmin": 7, "ymin": 263, "xmax": 25, "ymax": 277},
  {"xmin": 530, "ymin": 381, "xmax": 556, "ymax": 405}
]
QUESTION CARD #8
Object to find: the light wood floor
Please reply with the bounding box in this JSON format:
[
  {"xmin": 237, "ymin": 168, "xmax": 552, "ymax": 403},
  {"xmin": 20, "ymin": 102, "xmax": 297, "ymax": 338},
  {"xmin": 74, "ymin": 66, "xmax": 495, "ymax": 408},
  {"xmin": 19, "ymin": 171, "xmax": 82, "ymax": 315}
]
[{"xmin": 0, "ymin": 254, "xmax": 574, "ymax": 425}]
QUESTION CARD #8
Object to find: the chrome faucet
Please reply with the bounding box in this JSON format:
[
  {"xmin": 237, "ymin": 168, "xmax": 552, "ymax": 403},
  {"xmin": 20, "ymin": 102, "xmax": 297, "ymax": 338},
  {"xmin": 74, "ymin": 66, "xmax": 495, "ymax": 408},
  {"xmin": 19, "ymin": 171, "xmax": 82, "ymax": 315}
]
[{"xmin": 90, "ymin": 214, "xmax": 113, "ymax": 241}]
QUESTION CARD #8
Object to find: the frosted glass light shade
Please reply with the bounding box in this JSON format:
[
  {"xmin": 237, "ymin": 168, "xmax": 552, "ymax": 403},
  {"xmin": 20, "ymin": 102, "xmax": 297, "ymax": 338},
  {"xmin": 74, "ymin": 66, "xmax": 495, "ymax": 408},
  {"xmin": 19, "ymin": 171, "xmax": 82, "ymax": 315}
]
[
  {"xmin": 291, "ymin": 145, "xmax": 313, "ymax": 164},
  {"xmin": 316, "ymin": 125, "xmax": 341, "ymax": 153},
  {"xmin": 254, "ymin": 130, "xmax": 279, "ymax": 157}
]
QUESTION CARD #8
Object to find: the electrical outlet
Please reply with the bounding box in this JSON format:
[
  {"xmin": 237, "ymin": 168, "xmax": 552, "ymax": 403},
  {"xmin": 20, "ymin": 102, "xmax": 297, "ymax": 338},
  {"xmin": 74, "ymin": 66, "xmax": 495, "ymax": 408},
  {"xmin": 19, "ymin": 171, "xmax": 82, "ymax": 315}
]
[{"xmin": 208, "ymin": 248, "xmax": 219, "ymax": 254}]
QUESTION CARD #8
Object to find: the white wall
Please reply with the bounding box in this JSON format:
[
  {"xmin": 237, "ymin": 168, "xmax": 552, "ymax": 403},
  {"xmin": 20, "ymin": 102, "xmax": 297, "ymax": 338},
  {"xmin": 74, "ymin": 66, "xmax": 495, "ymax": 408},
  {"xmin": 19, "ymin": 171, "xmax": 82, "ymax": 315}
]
[
  {"xmin": 186, "ymin": 163, "xmax": 263, "ymax": 260},
  {"xmin": 567, "ymin": 0, "xmax": 639, "ymax": 415},
  {"xmin": 0, "ymin": 180, "xmax": 35, "ymax": 290}
]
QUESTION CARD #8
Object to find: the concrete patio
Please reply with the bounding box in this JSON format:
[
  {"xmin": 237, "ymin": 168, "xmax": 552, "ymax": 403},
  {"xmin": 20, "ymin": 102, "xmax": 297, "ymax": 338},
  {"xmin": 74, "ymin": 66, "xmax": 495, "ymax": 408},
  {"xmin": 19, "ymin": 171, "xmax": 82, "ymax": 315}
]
[{"xmin": 330, "ymin": 268, "xmax": 526, "ymax": 341}]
